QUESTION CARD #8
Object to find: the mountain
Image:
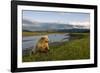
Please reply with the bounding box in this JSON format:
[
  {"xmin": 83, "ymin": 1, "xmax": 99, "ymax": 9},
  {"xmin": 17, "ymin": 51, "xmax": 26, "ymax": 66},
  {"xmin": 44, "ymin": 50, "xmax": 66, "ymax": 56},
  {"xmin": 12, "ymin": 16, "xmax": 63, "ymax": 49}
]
[
  {"xmin": 23, "ymin": 29, "xmax": 32, "ymax": 32},
  {"xmin": 23, "ymin": 22, "xmax": 74, "ymax": 31},
  {"xmin": 54, "ymin": 29, "xmax": 90, "ymax": 33},
  {"xmin": 22, "ymin": 21, "xmax": 90, "ymax": 32}
]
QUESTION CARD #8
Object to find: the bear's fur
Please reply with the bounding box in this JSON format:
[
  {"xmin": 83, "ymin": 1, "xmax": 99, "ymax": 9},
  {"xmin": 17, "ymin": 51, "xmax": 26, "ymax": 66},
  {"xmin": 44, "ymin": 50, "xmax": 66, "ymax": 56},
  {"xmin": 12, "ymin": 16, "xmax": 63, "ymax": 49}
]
[{"xmin": 30, "ymin": 35, "xmax": 49, "ymax": 55}]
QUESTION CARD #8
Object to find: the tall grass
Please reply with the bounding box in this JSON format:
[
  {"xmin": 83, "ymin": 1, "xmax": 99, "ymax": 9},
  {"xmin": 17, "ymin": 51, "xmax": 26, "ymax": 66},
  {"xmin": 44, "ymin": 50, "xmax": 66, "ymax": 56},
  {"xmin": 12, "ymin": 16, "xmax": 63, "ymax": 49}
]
[{"xmin": 22, "ymin": 33, "xmax": 90, "ymax": 62}]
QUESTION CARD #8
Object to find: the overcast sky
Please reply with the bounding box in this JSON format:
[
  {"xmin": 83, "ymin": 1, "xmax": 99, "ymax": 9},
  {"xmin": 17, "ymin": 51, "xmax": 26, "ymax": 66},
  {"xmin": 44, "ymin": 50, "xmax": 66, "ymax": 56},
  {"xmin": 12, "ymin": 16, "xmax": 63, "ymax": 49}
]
[{"xmin": 22, "ymin": 10, "xmax": 90, "ymax": 27}]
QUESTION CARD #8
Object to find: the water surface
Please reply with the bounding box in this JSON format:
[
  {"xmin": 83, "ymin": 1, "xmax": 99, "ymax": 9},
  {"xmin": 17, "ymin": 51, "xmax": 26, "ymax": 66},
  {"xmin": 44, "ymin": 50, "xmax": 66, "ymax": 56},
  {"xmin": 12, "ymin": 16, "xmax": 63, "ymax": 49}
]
[{"xmin": 22, "ymin": 33, "xmax": 70, "ymax": 50}]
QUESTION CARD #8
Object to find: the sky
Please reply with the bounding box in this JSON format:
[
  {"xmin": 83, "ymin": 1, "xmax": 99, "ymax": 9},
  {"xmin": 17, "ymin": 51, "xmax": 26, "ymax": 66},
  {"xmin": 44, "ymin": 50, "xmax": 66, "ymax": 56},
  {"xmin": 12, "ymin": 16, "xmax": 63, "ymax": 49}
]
[{"xmin": 22, "ymin": 10, "xmax": 90, "ymax": 28}]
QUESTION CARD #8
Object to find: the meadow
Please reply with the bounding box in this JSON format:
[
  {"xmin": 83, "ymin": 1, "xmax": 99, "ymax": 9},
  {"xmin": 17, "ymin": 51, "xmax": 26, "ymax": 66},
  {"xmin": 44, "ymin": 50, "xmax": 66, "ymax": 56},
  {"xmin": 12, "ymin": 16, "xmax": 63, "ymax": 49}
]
[{"xmin": 22, "ymin": 32, "xmax": 90, "ymax": 62}]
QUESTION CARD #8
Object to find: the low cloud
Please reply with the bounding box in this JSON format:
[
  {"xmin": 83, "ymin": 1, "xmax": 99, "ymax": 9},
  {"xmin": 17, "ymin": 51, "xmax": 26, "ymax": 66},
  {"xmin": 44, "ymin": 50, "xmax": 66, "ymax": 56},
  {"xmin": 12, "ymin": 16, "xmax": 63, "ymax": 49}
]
[
  {"xmin": 70, "ymin": 21, "xmax": 90, "ymax": 28},
  {"xmin": 22, "ymin": 19, "xmax": 34, "ymax": 25}
]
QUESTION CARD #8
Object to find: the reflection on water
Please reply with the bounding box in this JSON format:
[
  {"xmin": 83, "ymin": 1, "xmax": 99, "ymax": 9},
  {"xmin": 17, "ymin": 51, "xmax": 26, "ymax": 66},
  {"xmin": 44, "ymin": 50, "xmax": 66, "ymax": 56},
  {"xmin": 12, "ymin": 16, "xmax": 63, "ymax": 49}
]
[{"xmin": 22, "ymin": 33, "xmax": 70, "ymax": 50}]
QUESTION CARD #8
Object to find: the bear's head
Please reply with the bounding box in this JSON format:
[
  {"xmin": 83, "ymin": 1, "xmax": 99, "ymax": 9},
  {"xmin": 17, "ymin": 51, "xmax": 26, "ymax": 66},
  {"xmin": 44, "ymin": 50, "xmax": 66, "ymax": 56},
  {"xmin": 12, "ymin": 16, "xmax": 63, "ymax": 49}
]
[
  {"xmin": 36, "ymin": 35, "xmax": 49, "ymax": 53},
  {"xmin": 40, "ymin": 35, "xmax": 49, "ymax": 43}
]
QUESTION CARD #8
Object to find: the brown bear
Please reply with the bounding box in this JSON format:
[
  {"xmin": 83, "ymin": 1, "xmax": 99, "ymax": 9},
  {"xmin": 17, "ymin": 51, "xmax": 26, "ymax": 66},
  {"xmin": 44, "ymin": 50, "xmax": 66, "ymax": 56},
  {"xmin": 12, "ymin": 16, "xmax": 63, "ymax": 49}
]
[{"xmin": 30, "ymin": 35, "xmax": 49, "ymax": 55}]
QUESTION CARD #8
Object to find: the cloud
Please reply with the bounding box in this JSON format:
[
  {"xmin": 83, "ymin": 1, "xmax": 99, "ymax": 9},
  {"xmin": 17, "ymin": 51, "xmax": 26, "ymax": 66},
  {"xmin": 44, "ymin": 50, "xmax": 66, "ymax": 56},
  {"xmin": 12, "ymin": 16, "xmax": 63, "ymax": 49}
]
[
  {"xmin": 70, "ymin": 21, "xmax": 90, "ymax": 28},
  {"xmin": 22, "ymin": 19, "xmax": 42, "ymax": 27},
  {"xmin": 70, "ymin": 21, "xmax": 90, "ymax": 26},
  {"xmin": 22, "ymin": 19, "xmax": 34, "ymax": 25}
]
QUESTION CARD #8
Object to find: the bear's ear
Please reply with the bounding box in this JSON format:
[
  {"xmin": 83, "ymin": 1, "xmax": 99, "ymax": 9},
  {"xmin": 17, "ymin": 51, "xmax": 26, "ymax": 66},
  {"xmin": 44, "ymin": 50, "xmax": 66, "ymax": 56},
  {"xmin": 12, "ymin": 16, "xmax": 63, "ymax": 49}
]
[{"xmin": 41, "ymin": 37, "xmax": 45, "ymax": 40}]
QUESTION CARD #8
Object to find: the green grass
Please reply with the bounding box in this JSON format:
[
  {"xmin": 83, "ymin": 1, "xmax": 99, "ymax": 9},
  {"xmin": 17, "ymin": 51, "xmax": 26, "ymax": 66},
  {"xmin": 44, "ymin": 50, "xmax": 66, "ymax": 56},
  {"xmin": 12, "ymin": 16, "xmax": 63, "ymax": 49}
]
[
  {"xmin": 22, "ymin": 31, "xmax": 66, "ymax": 36},
  {"xmin": 22, "ymin": 33, "xmax": 90, "ymax": 62}
]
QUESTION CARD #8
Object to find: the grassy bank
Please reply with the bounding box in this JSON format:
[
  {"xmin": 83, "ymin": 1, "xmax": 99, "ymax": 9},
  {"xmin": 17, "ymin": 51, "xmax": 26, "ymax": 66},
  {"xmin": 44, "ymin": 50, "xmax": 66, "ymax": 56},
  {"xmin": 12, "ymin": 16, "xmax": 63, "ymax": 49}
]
[
  {"xmin": 22, "ymin": 32, "xmax": 39, "ymax": 36},
  {"xmin": 22, "ymin": 33, "xmax": 90, "ymax": 62},
  {"xmin": 22, "ymin": 31, "xmax": 66, "ymax": 36}
]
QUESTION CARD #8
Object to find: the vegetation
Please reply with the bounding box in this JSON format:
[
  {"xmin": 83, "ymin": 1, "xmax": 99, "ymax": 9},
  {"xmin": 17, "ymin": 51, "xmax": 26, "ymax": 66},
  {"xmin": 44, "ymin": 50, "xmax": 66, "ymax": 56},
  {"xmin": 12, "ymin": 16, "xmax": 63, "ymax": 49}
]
[
  {"xmin": 22, "ymin": 31, "xmax": 65, "ymax": 36},
  {"xmin": 22, "ymin": 33, "xmax": 90, "ymax": 62}
]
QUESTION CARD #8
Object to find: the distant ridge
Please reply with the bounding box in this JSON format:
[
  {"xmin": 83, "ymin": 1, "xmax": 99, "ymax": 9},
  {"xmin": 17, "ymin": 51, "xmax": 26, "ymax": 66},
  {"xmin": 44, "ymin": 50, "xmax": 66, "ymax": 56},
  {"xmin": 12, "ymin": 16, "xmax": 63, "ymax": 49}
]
[{"xmin": 22, "ymin": 21, "xmax": 90, "ymax": 32}]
